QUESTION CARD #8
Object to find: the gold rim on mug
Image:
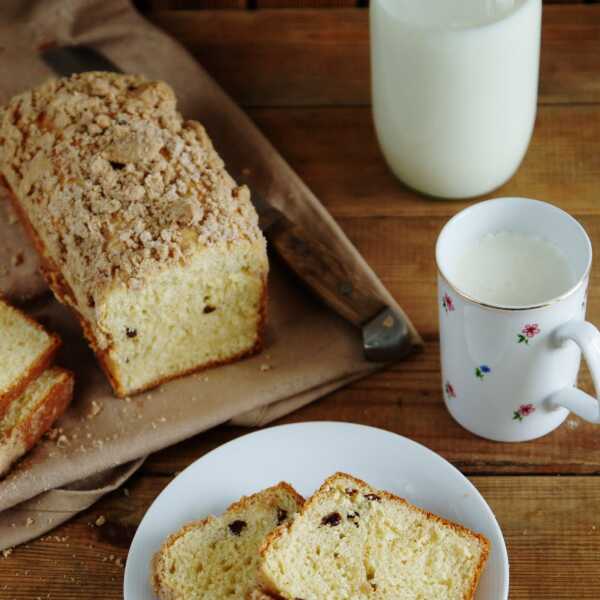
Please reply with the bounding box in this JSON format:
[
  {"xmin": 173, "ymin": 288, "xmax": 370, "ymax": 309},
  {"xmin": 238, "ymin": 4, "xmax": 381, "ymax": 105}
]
[
  {"xmin": 435, "ymin": 197, "xmax": 593, "ymax": 312},
  {"xmin": 436, "ymin": 267, "xmax": 591, "ymax": 312}
]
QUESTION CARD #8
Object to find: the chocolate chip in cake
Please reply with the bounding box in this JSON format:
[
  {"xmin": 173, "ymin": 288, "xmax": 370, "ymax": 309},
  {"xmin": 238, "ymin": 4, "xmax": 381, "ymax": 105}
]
[
  {"xmin": 228, "ymin": 520, "xmax": 247, "ymax": 536},
  {"xmin": 277, "ymin": 508, "xmax": 288, "ymax": 525},
  {"xmin": 126, "ymin": 327, "xmax": 137, "ymax": 338},
  {"xmin": 321, "ymin": 512, "xmax": 342, "ymax": 527},
  {"xmin": 109, "ymin": 160, "xmax": 126, "ymax": 170},
  {"xmin": 203, "ymin": 305, "xmax": 216, "ymax": 314},
  {"xmin": 345, "ymin": 488, "xmax": 358, "ymax": 497},
  {"xmin": 364, "ymin": 493, "xmax": 381, "ymax": 502}
]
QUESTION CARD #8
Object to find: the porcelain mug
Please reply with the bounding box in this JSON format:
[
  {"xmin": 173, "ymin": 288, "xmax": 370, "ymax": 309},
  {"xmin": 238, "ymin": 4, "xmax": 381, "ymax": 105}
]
[{"xmin": 436, "ymin": 198, "xmax": 600, "ymax": 442}]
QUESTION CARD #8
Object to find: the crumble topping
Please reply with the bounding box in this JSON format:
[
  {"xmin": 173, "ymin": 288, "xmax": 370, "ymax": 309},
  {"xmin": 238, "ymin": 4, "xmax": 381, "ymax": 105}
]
[{"xmin": 0, "ymin": 72, "xmax": 262, "ymax": 303}]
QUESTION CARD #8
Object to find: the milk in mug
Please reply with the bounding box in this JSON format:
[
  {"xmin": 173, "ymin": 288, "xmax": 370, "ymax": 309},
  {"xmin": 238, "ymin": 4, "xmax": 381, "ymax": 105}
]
[
  {"xmin": 370, "ymin": 0, "xmax": 542, "ymax": 199},
  {"xmin": 453, "ymin": 231, "xmax": 576, "ymax": 307}
]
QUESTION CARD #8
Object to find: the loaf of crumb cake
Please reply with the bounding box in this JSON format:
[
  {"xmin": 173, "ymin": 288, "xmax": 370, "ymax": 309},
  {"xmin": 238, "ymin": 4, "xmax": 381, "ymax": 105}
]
[{"xmin": 0, "ymin": 72, "xmax": 268, "ymax": 397}]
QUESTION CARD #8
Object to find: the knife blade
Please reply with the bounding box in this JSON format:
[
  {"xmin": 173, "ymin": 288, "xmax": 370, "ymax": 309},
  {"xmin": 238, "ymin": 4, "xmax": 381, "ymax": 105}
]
[
  {"xmin": 40, "ymin": 45, "xmax": 417, "ymax": 362},
  {"xmin": 42, "ymin": 45, "xmax": 120, "ymax": 76}
]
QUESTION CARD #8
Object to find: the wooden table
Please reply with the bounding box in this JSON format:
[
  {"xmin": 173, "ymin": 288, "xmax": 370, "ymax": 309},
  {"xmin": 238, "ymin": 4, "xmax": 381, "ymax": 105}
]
[{"xmin": 2, "ymin": 2, "xmax": 600, "ymax": 598}]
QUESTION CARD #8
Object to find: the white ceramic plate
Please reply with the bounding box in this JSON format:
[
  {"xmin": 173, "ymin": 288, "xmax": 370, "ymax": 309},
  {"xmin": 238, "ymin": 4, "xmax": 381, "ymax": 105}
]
[{"xmin": 125, "ymin": 422, "xmax": 509, "ymax": 599}]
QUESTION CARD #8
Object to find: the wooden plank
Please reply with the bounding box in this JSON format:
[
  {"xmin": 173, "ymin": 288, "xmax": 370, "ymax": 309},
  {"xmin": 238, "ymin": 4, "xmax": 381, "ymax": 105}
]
[
  {"xmin": 146, "ymin": 8, "xmax": 369, "ymax": 107},
  {"xmin": 257, "ymin": 0, "xmax": 357, "ymax": 7},
  {"xmin": 242, "ymin": 104, "xmax": 600, "ymax": 219},
  {"xmin": 136, "ymin": 1, "xmax": 595, "ymax": 10},
  {"xmin": 474, "ymin": 476, "xmax": 600, "ymax": 599},
  {"xmin": 1, "ymin": 475, "xmax": 599, "ymax": 598},
  {"xmin": 541, "ymin": 6, "xmax": 600, "ymax": 103},
  {"xmin": 140, "ymin": 338, "xmax": 600, "ymax": 477},
  {"xmin": 138, "ymin": 0, "xmax": 247, "ymax": 8},
  {"xmin": 145, "ymin": 6, "xmax": 600, "ymax": 107}
]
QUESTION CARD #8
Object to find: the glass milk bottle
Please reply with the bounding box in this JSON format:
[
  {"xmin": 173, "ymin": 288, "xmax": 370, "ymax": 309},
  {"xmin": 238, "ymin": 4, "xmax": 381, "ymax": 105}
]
[{"xmin": 370, "ymin": 0, "xmax": 542, "ymax": 199}]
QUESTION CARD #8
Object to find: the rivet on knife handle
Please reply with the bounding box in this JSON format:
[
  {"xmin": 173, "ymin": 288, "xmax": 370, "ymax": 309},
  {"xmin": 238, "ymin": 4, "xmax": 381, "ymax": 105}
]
[{"xmin": 265, "ymin": 210, "xmax": 412, "ymax": 362}]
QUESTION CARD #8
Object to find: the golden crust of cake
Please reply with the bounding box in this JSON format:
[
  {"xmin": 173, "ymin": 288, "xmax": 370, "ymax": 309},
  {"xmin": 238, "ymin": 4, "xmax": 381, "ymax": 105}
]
[
  {"xmin": 0, "ymin": 297, "xmax": 61, "ymax": 419},
  {"xmin": 258, "ymin": 473, "xmax": 490, "ymax": 600},
  {"xmin": 0, "ymin": 367, "xmax": 73, "ymax": 477},
  {"xmin": 0, "ymin": 71, "xmax": 262, "ymax": 305},
  {"xmin": 152, "ymin": 482, "xmax": 304, "ymax": 600}
]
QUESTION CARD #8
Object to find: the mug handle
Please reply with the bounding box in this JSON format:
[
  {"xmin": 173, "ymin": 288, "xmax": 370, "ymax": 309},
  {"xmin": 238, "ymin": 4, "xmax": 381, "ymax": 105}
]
[{"xmin": 547, "ymin": 320, "xmax": 600, "ymax": 423}]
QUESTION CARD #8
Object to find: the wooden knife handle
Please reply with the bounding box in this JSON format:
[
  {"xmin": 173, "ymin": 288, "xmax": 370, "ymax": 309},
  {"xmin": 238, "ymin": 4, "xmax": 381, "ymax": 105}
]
[{"xmin": 267, "ymin": 211, "xmax": 385, "ymax": 327}]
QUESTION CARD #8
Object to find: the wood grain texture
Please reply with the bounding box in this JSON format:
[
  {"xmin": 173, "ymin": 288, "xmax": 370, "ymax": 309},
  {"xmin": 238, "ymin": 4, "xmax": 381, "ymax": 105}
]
[
  {"xmin": 2, "ymin": 5, "xmax": 600, "ymax": 599},
  {"xmin": 1, "ymin": 475, "xmax": 599, "ymax": 598},
  {"xmin": 138, "ymin": 340, "xmax": 600, "ymax": 478},
  {"xmin": 136, "ymin": 0, "xmax": 247, "ymax": 9},
  {"xmin": 145, "ymin": 6, "xmax": 600, "ymax": 106},
  {"xmin": 136, "ymin": 0, "xmax": 597, "ymax": 10},
  {"xmin": 245, "ymin": 105, "xmax": 600, "ymax": 219},
  {"xmin": 256, "ymin": 0, "xmax": 357, "ymax": 7}
]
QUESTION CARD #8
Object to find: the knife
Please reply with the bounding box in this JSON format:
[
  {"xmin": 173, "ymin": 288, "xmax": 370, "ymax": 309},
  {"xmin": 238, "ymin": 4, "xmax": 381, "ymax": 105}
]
[{"xmin": 41, "ymin": 45, "xmax": 417, "ymax": 362}]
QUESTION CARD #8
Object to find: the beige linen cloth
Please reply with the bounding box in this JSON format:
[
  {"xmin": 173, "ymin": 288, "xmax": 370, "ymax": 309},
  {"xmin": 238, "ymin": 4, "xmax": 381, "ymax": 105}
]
[{"xmin": 0, "ymin": 0, "xmax": 421, "ymax": 549}]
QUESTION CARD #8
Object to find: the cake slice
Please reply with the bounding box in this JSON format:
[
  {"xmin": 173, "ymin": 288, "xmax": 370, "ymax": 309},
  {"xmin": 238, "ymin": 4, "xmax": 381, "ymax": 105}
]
[
  {"xmin": 0, "ymin": 297, "xmax": 60, "ymax": 418},
  {"xmin": 258, "ymin": 473, "xmax": 489, "ymax": 600},
  {"xmin": 0, "ymin": 367, "xmax": 73, "ymax": 476},
  {"xmin": 152, "ymin": 483, "xmax": 304, "ymax": 600}
]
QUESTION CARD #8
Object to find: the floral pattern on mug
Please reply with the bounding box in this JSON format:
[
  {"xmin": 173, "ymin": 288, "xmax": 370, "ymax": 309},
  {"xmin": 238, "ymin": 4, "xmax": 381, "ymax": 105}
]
[
  {"xmin": 518, "ymin": 323, "xmax": 540, "ymax": 344},
  {"xmin": 445, "ymin": 382, "xmax": 456, "ymax": 399},
  {"xmin": 442, "ymin": 293, "xmax": 455, "ymax": 313},
  {"xmin": 513, "ymin": 403, "xmax": 536, "ymax": 421},
  {"xmin": 475, "ymin": 365, "xmax": 491, "ymax": 380}
]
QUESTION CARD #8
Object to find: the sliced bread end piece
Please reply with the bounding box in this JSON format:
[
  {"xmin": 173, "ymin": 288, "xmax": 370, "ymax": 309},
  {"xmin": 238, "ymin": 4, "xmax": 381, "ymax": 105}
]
[
  {"xmin": 0, "ymin": 367, "xmax": 73, "ymax": 477},
  {"xmin": 0, "ymin": 298, "xmax": 61, "ymax": 417},
  {"xmin": 259, "ymin": 472, "xmax": 489, "ymax": 600},
  {"xmin": 152, "ymin": 482, "xmax": 304, "ymax": 600}
]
